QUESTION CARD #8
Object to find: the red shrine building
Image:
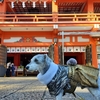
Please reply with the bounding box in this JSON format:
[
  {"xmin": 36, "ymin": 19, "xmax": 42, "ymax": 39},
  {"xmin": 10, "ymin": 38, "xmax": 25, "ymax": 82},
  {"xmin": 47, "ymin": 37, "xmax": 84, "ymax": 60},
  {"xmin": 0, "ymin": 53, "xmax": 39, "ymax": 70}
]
[{"xmin": 0, "ymin": 0, "xmax": 100, "ymax": 69}]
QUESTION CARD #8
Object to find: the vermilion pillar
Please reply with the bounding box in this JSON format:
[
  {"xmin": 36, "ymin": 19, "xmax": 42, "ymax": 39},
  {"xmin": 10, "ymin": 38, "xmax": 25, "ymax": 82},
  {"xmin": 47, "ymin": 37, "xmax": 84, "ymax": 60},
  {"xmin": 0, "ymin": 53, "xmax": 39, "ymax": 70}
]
[
  {"xmin": 14, "ymin": 54, "xmax": 20, "ymax": 67},
  {"xmin": 82, "ymin": 53, "xmax": 85, "ymax": 65},
  {"xmin": 52, "ymin": 1, "xmax": 58, "ymax": 13},
  {"xmin": 90, "ymin": 37, "xmax": 98, "ymax": 68},
  {"xmin": 92, "ymin": 43, "xmax": 98, "ymax": 68},
  {"xmin": 87, "ymin": 0, "xmax": 93, "ymax": 13},
  {"xmin": 0, "ymin": 0, "xmax": 6, "ymax": 22},
  {"xmin": 0, "ymin": 0, "xmax": 6, "ymax": 13},
  {"xmin": 54, "ymin": 44, "xmax": 59, "ymax": 64},
  {"xmin": 0, "ymin": 30, "xmax": 3, "ymax": 44}
]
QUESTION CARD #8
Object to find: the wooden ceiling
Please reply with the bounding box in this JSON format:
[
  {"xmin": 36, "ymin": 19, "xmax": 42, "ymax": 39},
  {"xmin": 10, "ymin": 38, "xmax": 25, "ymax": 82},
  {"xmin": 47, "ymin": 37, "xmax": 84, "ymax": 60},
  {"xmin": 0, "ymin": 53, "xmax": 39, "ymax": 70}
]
[
  {"xmin": 94, "ymin": 3, "xmax": 100, "ymax": 13},
  {"xmin": 7, "ymin": 2, "xmax": 52, "ymax": 14},
  {"xmin": 7, "ymin": 2, "xmax": 100, "ymax": 14},
  {"xmin": 58, "ymin": 2, "xmax": 85, "ymax": 13}
]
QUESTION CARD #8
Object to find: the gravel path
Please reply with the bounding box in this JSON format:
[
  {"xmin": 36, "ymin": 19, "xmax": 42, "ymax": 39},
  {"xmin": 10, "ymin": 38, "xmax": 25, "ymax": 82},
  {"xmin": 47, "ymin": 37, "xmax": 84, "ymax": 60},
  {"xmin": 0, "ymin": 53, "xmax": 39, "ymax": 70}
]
[{"xmin": 0, "ymin": 77, "xmax": 96, "ymax": 100}]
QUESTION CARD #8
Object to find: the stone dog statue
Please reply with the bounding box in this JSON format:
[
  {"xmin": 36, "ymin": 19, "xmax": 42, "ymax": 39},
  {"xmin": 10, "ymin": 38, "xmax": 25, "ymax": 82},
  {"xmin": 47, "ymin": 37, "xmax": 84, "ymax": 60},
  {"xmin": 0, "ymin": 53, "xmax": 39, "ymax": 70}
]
[
  {"xmin": 66, "ymin": 58, "xmax": 99, "ymax": 93},
  {"xmin": 26, "ymin": 54, "xmax": 100, "ymax": 100}
]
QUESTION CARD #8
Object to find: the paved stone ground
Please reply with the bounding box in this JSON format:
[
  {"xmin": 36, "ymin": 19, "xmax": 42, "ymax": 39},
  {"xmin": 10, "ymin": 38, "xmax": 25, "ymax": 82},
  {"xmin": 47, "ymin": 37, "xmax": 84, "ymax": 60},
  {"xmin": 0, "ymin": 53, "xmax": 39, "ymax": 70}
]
[{"xmin": 0, "ymin": 77, "xmax": 96, "ymax": 100}]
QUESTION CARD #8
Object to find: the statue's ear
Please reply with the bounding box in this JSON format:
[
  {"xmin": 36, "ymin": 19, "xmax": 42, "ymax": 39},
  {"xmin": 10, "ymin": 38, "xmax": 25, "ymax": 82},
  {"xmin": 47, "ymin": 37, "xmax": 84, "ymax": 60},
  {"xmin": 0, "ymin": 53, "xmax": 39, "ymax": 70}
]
[{"xmin": 44, "ymin": 54, "xmax": 47, "ymax": 60}]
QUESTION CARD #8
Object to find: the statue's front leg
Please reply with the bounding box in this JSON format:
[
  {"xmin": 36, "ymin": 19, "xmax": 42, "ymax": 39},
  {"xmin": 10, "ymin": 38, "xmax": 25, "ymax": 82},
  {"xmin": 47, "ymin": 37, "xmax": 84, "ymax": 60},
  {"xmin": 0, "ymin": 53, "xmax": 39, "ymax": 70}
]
[
  {"xmin": 56, "ymin": 90, "xmax": 63, "ymax": 100},
  {"xmin": 75, "ymin": 93, "xmax": 85, "ymax": 100}
]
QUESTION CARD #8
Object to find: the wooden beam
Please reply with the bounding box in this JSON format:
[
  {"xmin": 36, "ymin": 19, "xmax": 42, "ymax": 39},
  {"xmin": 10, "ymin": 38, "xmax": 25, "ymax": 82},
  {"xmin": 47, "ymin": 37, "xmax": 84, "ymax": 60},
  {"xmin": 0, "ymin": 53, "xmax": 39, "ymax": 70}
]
[
  {"xmin": 8, "ymin": 3, "xmax": 15, "ymax": 13},
  {"xmin": 80, "ymin": 2, "xmax": 86, "ymax": 13},
  {"xmin": 3, "ymin": 42, "xmax": 52, "ymax": 47}
]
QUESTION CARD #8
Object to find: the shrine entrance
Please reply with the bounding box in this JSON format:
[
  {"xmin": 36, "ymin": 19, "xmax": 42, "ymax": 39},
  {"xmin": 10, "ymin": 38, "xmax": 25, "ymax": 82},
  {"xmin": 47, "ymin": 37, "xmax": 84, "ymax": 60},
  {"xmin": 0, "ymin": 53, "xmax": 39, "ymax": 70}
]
[
  {"xmin": 64, "ymin": 52, "xmax": 85, "ymax": 65},
  {"xmin": 58, "ymin": 45, "xmax": 85, "ymax": 65},
  {"xmin": 20, "ymin": 53, "xmax": 36, "ymax": 67},
  {"xmin": 7, "ymin": 56, "xmax": 14, "ymax": 63}
]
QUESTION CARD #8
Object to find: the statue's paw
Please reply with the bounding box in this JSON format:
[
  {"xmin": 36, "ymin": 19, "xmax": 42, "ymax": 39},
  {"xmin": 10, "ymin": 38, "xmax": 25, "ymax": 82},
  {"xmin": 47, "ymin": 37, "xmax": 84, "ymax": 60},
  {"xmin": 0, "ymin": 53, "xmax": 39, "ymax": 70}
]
[{"xmin": 75, "ymin": 97, "xmax": 85, "ymax": 100}]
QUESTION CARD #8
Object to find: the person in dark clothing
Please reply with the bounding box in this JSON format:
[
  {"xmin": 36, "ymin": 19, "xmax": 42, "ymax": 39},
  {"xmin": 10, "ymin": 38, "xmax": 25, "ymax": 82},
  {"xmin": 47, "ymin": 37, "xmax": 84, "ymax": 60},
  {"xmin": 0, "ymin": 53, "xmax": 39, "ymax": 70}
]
[
  {"xmin": 11, "ymin": 63, "xmax": 15, "ymax": 76},
  {"xmin": 6, "ymin": 62, "xmax": 11, "ymax": 77}
]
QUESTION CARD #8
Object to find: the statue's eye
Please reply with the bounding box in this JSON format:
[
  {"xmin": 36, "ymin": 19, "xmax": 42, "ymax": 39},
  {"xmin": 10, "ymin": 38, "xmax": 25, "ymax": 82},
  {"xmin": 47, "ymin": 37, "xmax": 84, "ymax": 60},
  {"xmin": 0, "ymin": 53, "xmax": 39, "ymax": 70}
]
[{"xmin": 34, "ymin": 58, "xmax": 39, "ymax": 63}]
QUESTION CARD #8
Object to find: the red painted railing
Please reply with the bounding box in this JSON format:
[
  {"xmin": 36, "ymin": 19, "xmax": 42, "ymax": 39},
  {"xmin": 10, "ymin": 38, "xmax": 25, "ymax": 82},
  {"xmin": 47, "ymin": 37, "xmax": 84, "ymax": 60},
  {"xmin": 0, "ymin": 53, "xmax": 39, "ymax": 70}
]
[{"xmin": 0, "ymin": 13, "xmax": 100, "ymax": 23}]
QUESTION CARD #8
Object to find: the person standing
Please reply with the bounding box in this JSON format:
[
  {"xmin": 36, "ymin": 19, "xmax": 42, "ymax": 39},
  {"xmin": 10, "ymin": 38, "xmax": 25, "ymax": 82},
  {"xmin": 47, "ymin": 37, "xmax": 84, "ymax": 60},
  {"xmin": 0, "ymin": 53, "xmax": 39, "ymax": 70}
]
[
  {"xmin": 11, "ymin": 63, "xmax": 15, "ymax": 76},
  {"xmin": 6, "ymin": 62, "xmax": 11, "ymax": 77}
]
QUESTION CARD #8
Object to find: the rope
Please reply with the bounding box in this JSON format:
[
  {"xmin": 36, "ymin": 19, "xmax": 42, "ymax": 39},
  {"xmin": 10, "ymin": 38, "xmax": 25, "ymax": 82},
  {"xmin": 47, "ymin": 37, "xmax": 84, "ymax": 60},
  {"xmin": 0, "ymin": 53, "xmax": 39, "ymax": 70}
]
[{"xmin": 41, "ymin": 87, "xmax": 47, "ymax": 100}]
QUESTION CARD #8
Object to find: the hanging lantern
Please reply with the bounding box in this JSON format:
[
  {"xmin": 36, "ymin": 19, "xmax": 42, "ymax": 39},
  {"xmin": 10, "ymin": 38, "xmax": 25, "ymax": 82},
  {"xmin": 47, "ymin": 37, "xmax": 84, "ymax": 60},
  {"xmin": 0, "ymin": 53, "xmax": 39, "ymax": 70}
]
[
  {"xmin": 41, "ymin": 0, "xmax": 49, "ymax": 8},
  {"xmin": 11, "ymin": 2, "xmax": 14, "ymax": 8},
  {"xmin": 22, "ymin": 2, "xmax": 25, "ymax": 8},
  {"xmin": 44, "ymin": 1, "xmax": 46, "ymax": 8},
  {"xmin": 9, "ymin": 0, "xmax": 16, "ymax": 8},
  {"xmin": 19, "ymin": 0, "xmax": 27, "ymax": 8},
  {"xmin": 30, "ymin": 0, "xmax": 38, "ymax": 8},
  {"xmin": 33, "ymin": 2, "xmax": 35, "ymax": 8}
]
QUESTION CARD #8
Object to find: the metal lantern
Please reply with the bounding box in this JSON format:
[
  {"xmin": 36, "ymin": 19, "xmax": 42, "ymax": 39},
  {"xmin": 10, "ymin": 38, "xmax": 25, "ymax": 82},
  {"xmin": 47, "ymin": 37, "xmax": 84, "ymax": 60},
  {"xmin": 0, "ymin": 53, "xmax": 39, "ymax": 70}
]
[
  {"xmin": 19, "ymin": 0, "xmax": 28, "ymax": 8},
  {"xmin": 30, "ymin": 0, "xmax": 38, "ymax": 8},
  {"xmin": 9, "ymin": 0, "xmax": 16, "ymax": 8}
]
